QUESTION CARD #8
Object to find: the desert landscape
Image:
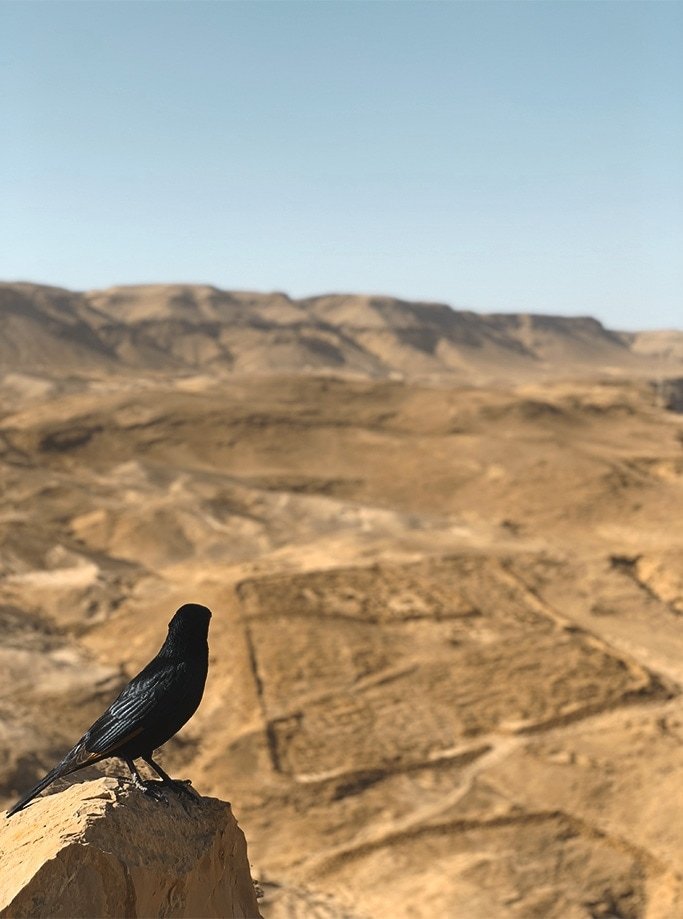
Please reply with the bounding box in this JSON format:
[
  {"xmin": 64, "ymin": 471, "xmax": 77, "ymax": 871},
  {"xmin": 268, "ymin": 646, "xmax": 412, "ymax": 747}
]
[{"xmin": 3, "ymin": 282, "xmax": 683, "ymax": 918}]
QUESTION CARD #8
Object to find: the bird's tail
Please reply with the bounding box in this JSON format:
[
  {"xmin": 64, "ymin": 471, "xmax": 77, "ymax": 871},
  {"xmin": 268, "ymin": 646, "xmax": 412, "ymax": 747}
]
[{"xmin": 6, "ymin": 763, "xmax": 67, "ymax": 818}]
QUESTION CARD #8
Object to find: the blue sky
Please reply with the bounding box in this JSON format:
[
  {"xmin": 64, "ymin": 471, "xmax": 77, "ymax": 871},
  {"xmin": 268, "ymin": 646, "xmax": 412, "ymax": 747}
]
[{"xmin": 2, "ymin": 1, "xmax": 681, "ymax": 329}]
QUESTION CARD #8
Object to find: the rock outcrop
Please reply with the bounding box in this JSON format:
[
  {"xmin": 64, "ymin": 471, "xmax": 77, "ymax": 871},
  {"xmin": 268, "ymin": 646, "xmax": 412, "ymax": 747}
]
[{"xmin": 0, "ymin": 777, "xmax": 262, "ymax": 918}]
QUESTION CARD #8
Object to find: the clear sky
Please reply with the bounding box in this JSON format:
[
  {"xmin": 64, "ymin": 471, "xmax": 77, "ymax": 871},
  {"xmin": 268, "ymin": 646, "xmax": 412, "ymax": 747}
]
[{"xmin": 2, "ymin": 1, "xmax": 682, "ymax": 330}]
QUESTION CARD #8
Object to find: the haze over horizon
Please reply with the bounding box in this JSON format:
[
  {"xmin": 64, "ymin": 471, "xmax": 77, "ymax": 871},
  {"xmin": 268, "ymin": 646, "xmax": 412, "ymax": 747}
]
[{"xmin": 3, "ymin": 1, "xmax": 682, "ymax": 331}]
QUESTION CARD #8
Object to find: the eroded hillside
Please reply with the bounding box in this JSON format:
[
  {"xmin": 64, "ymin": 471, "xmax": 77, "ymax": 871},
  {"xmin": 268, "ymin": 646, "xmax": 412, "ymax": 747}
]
[{"xmin": 3, "ymin": 282, "xmax": 683, "ymax": 382}]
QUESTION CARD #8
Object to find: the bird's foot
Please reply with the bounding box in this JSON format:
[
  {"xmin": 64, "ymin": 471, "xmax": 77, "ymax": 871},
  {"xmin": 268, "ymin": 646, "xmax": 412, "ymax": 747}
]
[
  {"xmin": 165, "ymin": 778, "xmax": 199, "ymax": 801},
  {"xmin": 128, "ymin": 776, "xmax": 169, "ymax": 805},
  {"xmin": 142, "ymin": 781, "xmax": 169, "ymax": 804}
]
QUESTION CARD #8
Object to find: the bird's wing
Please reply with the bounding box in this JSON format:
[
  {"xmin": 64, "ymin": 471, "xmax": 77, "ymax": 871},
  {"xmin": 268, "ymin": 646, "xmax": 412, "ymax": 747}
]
[
  {"xmin": 73, "ymin": 660, "xmax": 183, "ymax": 763},
  {"xmin": 6, "ymin": 662, "xmax": 181, "ymax": 817}
]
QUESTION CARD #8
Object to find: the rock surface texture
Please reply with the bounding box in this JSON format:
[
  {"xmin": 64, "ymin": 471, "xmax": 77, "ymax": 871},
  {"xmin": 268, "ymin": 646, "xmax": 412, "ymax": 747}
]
[{"xmin": 0, "ymin": 777, "xmax": 262, "ymax": 919}]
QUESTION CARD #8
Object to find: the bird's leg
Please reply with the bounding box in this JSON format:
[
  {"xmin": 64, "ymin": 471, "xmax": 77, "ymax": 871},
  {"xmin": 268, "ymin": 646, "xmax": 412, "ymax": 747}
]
[
  {"xmin": 142, "ymin": 755, "xmax": 198, "ymax": 800},
  {"xmin": 124, "ymin": 759, "xmax": 168, "ymax": 804}
]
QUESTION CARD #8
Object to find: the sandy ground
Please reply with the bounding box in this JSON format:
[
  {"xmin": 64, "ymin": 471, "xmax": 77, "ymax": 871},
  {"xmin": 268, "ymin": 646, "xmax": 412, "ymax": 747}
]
[{"xmin": 1, "ymin": 368, "xmax": 683, "ymax": 917}]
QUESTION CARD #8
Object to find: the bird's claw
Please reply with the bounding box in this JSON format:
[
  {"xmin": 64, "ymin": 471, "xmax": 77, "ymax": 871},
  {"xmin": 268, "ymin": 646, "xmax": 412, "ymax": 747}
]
[
  {"xmin": 142, "ymin": 782, "xmax": 169, "ymax": 805},
  {"xmin": 168, "ymin": 779, "xmax": 199, "ymax": 800}
]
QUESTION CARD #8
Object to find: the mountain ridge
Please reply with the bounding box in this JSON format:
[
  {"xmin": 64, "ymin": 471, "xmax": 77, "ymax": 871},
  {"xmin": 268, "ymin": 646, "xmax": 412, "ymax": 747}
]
[{"xmin": 1, "ymin": 281, "xmax": 681, "ymax": 380}]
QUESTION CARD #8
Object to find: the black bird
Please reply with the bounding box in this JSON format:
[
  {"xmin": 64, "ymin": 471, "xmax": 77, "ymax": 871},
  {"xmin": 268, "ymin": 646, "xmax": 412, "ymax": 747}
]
[{"xmin": 6, "ymin": 602, "xmax": 211, "ymax": 817}]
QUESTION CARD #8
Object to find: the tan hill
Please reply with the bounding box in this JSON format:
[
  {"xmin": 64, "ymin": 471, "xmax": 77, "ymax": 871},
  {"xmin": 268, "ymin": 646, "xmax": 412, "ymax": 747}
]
[
  {"xmin": 628, "ymin": 328, "xmax": 683, "ymax": 362},
  {"xmin": 0, "ymin": 777, "xmax": 261, "ymax": 918},
  {"xmin": 2, "ymin": 281, "xmax": 681, "ymax": 381},
  {"xmin": 0, "ymin": 283, "xmax": 116, "ymax": 372}
]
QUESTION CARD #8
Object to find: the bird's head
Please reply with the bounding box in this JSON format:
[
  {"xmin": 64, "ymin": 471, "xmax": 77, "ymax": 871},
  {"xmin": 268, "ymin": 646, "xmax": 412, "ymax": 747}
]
[{"xmin": 167, "ymin": 603, "xmax": 212, "ymax": 643}]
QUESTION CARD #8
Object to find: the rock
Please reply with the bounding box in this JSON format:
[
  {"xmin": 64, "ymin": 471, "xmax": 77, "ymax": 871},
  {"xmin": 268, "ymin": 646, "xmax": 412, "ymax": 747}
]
[{"xmin": 0, "ymin": 777, "xmax": 262, "ymax": 918}]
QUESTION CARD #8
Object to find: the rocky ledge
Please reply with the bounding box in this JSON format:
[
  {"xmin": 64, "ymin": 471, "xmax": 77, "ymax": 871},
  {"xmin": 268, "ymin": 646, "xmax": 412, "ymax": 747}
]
[{"xmin": 0, "ymin": 777, "xmax": 262, "ymax": 918}]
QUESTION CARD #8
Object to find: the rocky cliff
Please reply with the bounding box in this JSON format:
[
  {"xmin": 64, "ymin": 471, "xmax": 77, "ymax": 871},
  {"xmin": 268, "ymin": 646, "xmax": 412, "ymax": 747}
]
[{"xmin": 0, "ymin": 777, "xmax": 262, "ymax": 919}]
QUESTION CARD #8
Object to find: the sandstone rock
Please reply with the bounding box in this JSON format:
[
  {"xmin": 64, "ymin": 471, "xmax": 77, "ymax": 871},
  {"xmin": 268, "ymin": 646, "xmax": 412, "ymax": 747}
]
[{"xmin": 0, "ymin": 777, "xmax": 262, "ymax": 918}]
